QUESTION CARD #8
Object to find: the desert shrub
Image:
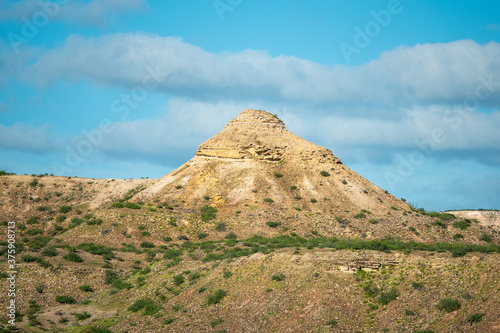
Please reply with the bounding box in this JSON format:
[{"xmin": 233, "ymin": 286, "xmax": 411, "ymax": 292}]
[
  {"xmin": 56, "ymin": 215, "xmax": 67, "ymax": 222},
  {"xmin": 319, "ymin": 171, "xmax": 330, "ymax": 177},
  {"xmin": 215, "ymin": 222, "xmax": 227, "ymax": 232},
  {"xmin": 206, "ymin": 289, "xmax": 227, "ymax": 305},
  {"xmin": 453, "ymin": 233, "xmax": 464, "ymax": 240},
  {"xmin": 86, "ymin": 327, "xmax": 114, "ymax": 333},
  {"xmin": 354, "ymin": 212, "xmax": 366, "ymax": 219},
  {"xmin": 225, "ymin": 232, "xmax": 237, "ymax": 239},
  {"xmin": 310, "ymin": 198, "xmax": 317, "ymax": 203},
  {"xmin": 28, "ymin": 236, "xmax": 52, "ymax": 250},
  {"xmin": 128, "ymin": 298, "xmax": 161, "ymax": 315},
  {"xmin": 378, "ymin": 288, "xmax": 399, "ymax": 305},
  {"xmin": 112, "ymin": 279, "xmax": 132, "ymax": 290},
  {"xmin": 104, "ymin": 270, "xmax": 119, "ymax": 285},
  {"xmin": 326, "ymin": 319, "xmax": 337, "ymax": 327},
  {"xmin": 411, "ymin": 281, "xmax": 424, "ymax": 290},
  {"xmin": 263, "ymin": 198, "xmax": 274, "ymax": 203},
  {"xmin": 266, "ymin": 221, "xmax": 281, "ymax": 228},
  {"xmin": 467, "ymin": 313, "xmax": 484, "ymax": 325},
  {"xmin": 59, "ymin": 205, "xmax": 72, "ymax": 213},
  {"xmin": 369, "ymin": 219, "xmax": 379, "ymax": 224},
  {"xmin": 163, "ymin": 236, "xmax": 173, "ymax": 242},
  {"xmin": 37, "ymin": 206, "xmax": 49, "ymax": 212},
  {"xmin": 164, "ymin": 249, "xmax": 183, "ymax": 259},
  {"xmin": 111, "ymin": 202, "xmax": 124, "ymax": 208},
  {"xmin": 63, "ymin": 252, "xmax": 84, "ymax": 262},
  {"xmin": 223, "ymin": 270, "xmax": 233, "ymax": 279},
  {"xmin": 177, "ymin": 235, "xmax": 189, "ymax": 241},
  {"xmin": 164, "ymin": 318, "xmax": 175, "ymax": 325},
  {"xmin": 140, "ymin": 242, "xmax": 155, "ymax": 248},
  {"xmin": 203, "ymin": 195, "xmax": 210, "ymax": 200},
  {"xmin": 26, "ymin": 216, "xmax": 40, "ymax": 225},
  {"xmin": 290, "ymin": 186, "xmax": 297, "ymax": 190},
  {"xmin": 173, "ymin": 274, "xmax": 184, "ymax": 286},
  {"xmin": 271, "ymin": 273, "xmax": 285, "ymax": 282},
  {"xmin": 175, "ymin": 185, "xmax": 183, "ymax": 189},
  {"xmin": 197, "ymin": 232, "xmax": 209, "ymax": 239},
  {"xmin": 436, "ymin": 298, "xmax": 461, "ymax": 312},
  {"xmin": 274, "ymin": 172, "xmax": 283, "ymax": 178},
  {"xmin": 479, "ymin": 233, "xmax": 491, "ymax": 243},
  {"xmin": 21, "ymin": 254, "xmax": 39, "ymax": 262},
  {"xmin": 451, "ymin": 247, "xmax": 467, "ymax": 257},
  {"xmin": 86, "ymin": 218, "xmax": 103, "ymax": 226},
  {"xmin": 210, "ymin": 318, "xmax": 224, "ymax": 327},
  {"xmin": 55, "ymin": 295, "xmax": 75, "ymax": 304},
  {"xmin": 41, "ymin": 246, "xmax": 58, "ymax": 257},
  {"xmin": 26, "ymin": 228, "xmax": 44, "ymax": 236},
  {"xmin": 29, "ymin": 180, "xmax": 38, "ymax": 187},
  {"xmin": 72, "ymin": 311, "xmax": 91, "ymax": 320},
  {"xmin": 453, "ymin": 220, "xmax": 471, "ymax": 230},
  {"xmin": 125, "ymin": 202, "xmax": 141, "ymax": 209},
  {"xmin": 200, "ymin": 205, "xmax": 218, "ymax": 222},
  {"xmin": 69, "ymin": 217, "xmax": 84, "ymax": 228},
  {"xmin": 79, "ymin": 285, "xmax": 94, "ymax": 292},
  {"xmin": 431, "ymin": 220, "xmax": 447, "ymax": 228},
  {"xmin": 189, "ymin": 272, "xmax": 201, "ymax": 281},
  {"xmin": 341, "ymin": 180, "xmax": 347, "ymax": 185}
]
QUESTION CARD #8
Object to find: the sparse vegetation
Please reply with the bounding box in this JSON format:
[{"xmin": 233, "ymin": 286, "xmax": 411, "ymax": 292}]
[
  {"xmin": 319, "ymin": 171, "xmax": 330, "ymax": 177},
  {"xmin": 206, "ymin": 289, "xmax": 227, "ymax": 305},
  {"xmin": 55, "ymin": 295, "xmax": 75, "ymax": 304},
  {"xmin": 200, "ymin": 205, "xmax": 218, "ymax": 222},
  {"xmin": 467, "ymin": 313, "xmax": 485, "ymax": 325}
]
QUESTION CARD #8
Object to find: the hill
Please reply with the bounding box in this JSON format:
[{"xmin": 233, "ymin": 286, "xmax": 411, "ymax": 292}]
[{"xmin": 0, "ymin": 110, "xmax": 499, "ymax": 332}]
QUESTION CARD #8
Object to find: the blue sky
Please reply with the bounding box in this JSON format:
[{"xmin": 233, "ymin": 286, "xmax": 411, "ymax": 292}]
[{"xmin": 1, "ymin": 0, "xmax": 500, "ymax": 211}]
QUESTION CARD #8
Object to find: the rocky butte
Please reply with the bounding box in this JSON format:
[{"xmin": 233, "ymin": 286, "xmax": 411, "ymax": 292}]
[{"xmin": 0, "ymin": 109, "xmax": 498, "ymax": 333}]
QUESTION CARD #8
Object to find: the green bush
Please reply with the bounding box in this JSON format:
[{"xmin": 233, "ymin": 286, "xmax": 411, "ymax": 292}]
[
  {"xmin": 140, "ymin": 242, "xmax": 155, "ymax": 248},
  {"xmin": 21, "ymin": 254, "xmax": 39, "ymax": 262},
  {"xmin": 125, "ymin": 202, "xmax": 141, "ymax": 209},
  {"xmin": 200, "ymin": 205, "xmax": 218, "ymax": 222},
  {"xmin": 263, "ymin": 198, "xmax": 274, "ymax": 203},
  {"xmin": 197, "ymin": 232, "xmax": 209, "ymax": 239},
  {"xmin": 26, "ymin": 216, "xmax": 40, "ymax": 225},
  {"xmin": 326, "ymin": 319, "xmax": 337, "ymax": 327},
  {"xmin": 290, "ymin": 186, "xmax": 297, "ymax": 190},
  {"xmin": 274, "ymin": 172, "xmax": 283, "ymax": 178},
  {"xmin": 28, "ymin": 236, "xmax": 52, "ymax": 250},
  {"xmin": 215, "ymin": 222, "xmax": 227, "ymax": 232},
  {"xmin": 206, "ymin": 289, "xmax": 227, "ymax": 305},
  {"xmin": 436, "ymin": 298, "xmax": 461, "ymax": 312},
  {"xmin": 112, "ymin": 279, "xmax": 132, "ymax": 290},
  {"xmin": 41, "ymin": 246, "xmax": 58, "ymax": 257},
  {"xmin": 77, "ymin": 243, "xmax": 114, "ymax": 258},
  {"xmin": 72, "ymin": 311, "xmax": 91, "ymax": 320},
  {"xmin": 451, "ymin": 247, "xmax": 467, "ymax": 257},
  {"xmin": 63, "ymin": 252, "xmax": 84, "ymax": 262},
  {"xmin": 453, "ymin": 233, "xmax": 464, "ymax": 240},
  {"xmin": 223, "ymin": 270, "xmax": 233, "ymax": 279},
  {"xmin": 266, "ymin": 221, "xmax": 281, "ymax": 228},
  {"xmin": 431, "ymin": 220, "xmax": 447, "ymax": 228},
  {"xmin": 55, "ymin": 295, "xmax": 75, "ymax": 304},
  {"xmin": 173, "ymin": 274, "xmax": 184, "ymax": 286},
  {"xmin": 369, "ymin": 219, "xmax": 379, "ymax": 224},
  {"xmin": 271, "ymin": 273, "xmax": 285, "ymax": 281},
  {"xmin": 479, "ymin": 233, "xmax": 491, "ymax": 243},
  {"xmin": 26, "ymin": 228, "xmax": 44, "ymax": 235},
  {"xmin": 225, "ymin": 232, "xmax": 237, "ymax": 239},
  {"xmin": 79, "ymin": 285, "xmax": 94, "ymax": 292},
  {"xmin": 59, "ymin": 205, "xmax": 72, "ymax": 213},
  {"xmin": 211, "ymin": 318, "xmax": 224, "ymax": 327},
  {"xmin": 56, "ymin": 215, "xmax": 67, "ymax": 222},
  {"xmin": 111, "ymin": 202, "xmax": 124, "ymax": 208},
  {"xmin": 377, "ymin": 288, "xmax": 399, "ymax": 305},
  {"xmin": 320, "ymin": 171, "xmax": 330, "ymax": 177},
  {"xmin": 104, "ymin": 270, "xmax": 119, "ymax": 285},
  {"xmin": 467, "ymin": 313, "xmax": 484, "ymax": 325},
  {"xmin": 452, "ymin": 220, "xmax": 471, "ymax": 230},
  {"xmin": 128, "ymin": 298, "xmax": 161, "ymax": 315},
  {"xmin": 354, "ymin": 212, "xmax": 366, "ymax": 219},
  {"xmin": 310, "ymin": 198, "xmax": 317, "ymax": 203}
]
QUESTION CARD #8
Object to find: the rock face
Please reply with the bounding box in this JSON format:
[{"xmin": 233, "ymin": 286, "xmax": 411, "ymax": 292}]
[
  {"xmin": 196, "ymin": 109, "xmax": 342, "ymax": 163},
  {"xmin": 137, "ymin": 109, "xmax": 407, "ymax": 220}
]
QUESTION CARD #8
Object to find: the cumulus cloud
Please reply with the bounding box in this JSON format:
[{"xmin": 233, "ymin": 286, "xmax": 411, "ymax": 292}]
[
  {"xmin": 0, "ymin": 0, "xmax": 147, "ymax": 27},
  {"xmin": 0, "ymin": 123, "xmax": 52, "ymax": 152},
  {"xmin": 18, "ymin": 34, "xmax": 500, "ymax": 108}
]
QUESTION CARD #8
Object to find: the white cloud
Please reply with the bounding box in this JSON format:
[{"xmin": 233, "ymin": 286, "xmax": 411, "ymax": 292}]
[
  {"xmin": 0, "ymin": 0, "xmax": 147, "ymax": 27},
  {"xmin": 0, "ymin": 123, "xmax": 52, "ymax": 152},
  {"xmin": 18, "ymin": 34, "xmax": 500, "ymax": 108}
]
